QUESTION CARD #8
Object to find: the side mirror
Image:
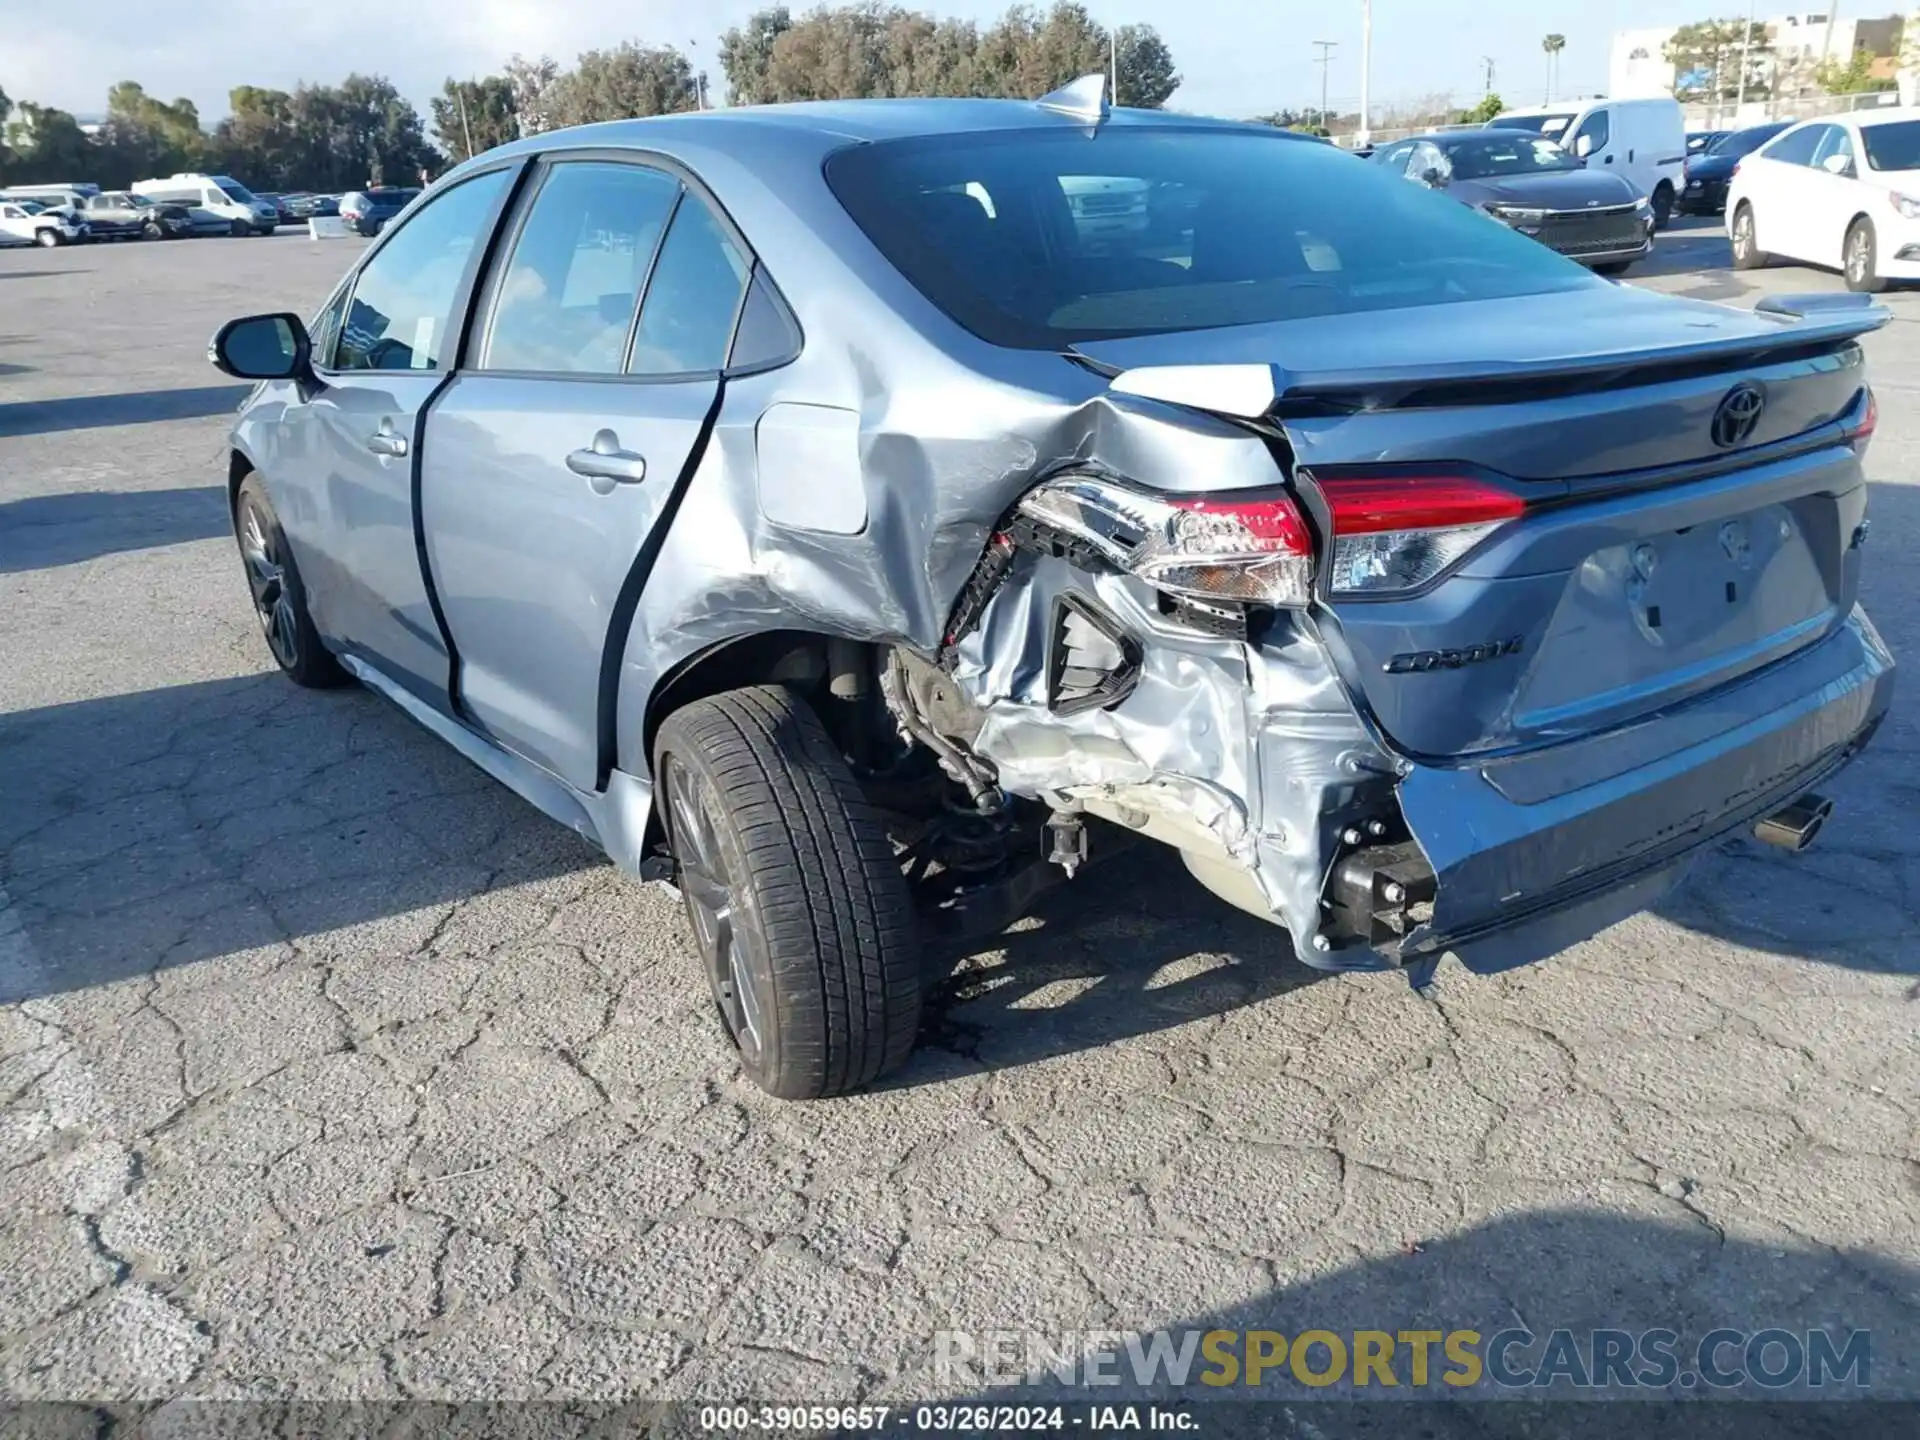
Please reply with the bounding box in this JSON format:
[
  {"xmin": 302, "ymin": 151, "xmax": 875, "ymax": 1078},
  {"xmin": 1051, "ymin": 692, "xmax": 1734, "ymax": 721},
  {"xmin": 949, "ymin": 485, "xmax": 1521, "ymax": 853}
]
[
  {"xmin": 1821, "ymin": 152, "xmax": 1852, "ymax": 176},
  {"xmin": 209, "ymin": 312, "xmax": 311, "ymax": 381},
  {"xmin": 1574, "ymin": 134, "xmax": 1595, "ymax": 158},
  {"xmin": 1421, "ymin": 167, "xmax": 1447, "ymax": 188}
]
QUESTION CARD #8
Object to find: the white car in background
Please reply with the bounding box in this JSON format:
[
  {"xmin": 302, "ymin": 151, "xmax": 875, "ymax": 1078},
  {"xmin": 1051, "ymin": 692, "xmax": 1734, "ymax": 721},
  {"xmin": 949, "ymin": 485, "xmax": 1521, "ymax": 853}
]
[
  {"xmin": 0, "ymin": 200, "xmax": 85, "ymax": 247},
  {"xmin": 1726, "ymin": 106, "xmax": 1920, "ymax": 292}
]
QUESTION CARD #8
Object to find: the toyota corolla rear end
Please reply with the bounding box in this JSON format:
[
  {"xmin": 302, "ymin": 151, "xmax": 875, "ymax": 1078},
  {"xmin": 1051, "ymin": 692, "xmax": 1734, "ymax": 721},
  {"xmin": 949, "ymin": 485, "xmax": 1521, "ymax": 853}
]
[{"xmin": 827, "ymin": 119, "xmax": 1896, "ymax": 980}]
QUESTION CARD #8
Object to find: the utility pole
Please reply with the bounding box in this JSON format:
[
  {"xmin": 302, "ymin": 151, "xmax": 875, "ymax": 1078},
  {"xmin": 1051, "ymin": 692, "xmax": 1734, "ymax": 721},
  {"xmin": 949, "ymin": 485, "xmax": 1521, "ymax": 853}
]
[
  {"xmin": 1313, "ymin": 39, "xmax": 1338, "ymax": 130},
  {"xmin": 1110, "ymin": 28, "xmax": 1119, "ymax": 106},
  {"xmin": 1483, "ymin": 56, "xmax": 1496, "ymax": 96},
  {"xmin": 1358, "ymin": 0, "xmax": 1373, "ymax": 146}
]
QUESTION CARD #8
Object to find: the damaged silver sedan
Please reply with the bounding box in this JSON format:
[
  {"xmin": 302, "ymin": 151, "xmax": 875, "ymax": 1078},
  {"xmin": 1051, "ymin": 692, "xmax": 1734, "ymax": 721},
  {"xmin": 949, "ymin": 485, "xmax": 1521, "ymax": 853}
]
[{"xmin": 209, "ymin": 79, "xmax": 1894, "ymax": 1098}]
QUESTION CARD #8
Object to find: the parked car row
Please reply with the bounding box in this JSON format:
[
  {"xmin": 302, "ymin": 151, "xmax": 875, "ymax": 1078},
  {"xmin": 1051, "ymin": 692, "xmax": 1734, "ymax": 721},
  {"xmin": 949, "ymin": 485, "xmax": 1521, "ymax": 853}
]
[{"xmin": 0, "ymin": 175, "xmax": 353, "ymax": 247}]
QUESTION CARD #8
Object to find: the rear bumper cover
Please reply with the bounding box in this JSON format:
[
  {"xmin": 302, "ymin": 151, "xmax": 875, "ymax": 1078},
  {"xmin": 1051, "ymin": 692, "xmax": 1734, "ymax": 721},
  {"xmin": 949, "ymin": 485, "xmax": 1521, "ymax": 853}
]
[{"xmin": 1386, "ymin": 606, "xmax": 1893, "ymax": 976}]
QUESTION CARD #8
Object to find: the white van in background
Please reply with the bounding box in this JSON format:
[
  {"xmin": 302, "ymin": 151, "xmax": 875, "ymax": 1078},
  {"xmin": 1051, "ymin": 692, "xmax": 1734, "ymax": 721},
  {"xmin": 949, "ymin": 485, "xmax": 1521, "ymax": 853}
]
[
  {"xmin": 1493, "ymin": 98, "xmax": 1688, "ymax": 229},
  {"xmin": 131, "ymin": 173, "xmax": 280, "ymax": 235}
]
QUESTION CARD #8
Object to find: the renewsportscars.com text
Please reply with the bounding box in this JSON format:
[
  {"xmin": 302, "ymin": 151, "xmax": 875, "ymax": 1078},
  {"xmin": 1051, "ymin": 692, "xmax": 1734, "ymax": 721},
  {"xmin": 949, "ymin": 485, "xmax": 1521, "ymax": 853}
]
[{"xmin": 935, "ymin": 1326, "xmax": 1871, "ymax": 1393}]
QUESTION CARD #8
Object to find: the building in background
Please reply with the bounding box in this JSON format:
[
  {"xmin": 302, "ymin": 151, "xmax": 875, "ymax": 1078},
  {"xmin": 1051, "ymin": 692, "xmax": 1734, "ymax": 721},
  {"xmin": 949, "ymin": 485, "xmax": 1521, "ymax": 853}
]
[{"xmin": 1610, "ymin": 12, "xmax": 1904, "ymax": 121}]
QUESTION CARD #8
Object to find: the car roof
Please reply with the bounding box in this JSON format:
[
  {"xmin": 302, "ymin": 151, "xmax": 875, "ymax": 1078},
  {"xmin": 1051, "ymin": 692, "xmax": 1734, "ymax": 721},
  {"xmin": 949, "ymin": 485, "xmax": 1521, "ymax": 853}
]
[
  {"xmin": 454, "ymin": 97, "xmax": 1287, "ymax": 180},
  {"xmin": 1851, "ymin": 104, "xmax": 1920, "ymax": 128}
]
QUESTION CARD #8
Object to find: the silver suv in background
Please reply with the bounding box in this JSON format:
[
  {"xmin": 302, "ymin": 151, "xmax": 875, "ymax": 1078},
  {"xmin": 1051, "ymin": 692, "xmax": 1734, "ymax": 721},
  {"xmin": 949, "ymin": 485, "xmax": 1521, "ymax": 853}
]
[{"xmin": 208, "ymin": 81, "xmax": 1893, "ymax": 1099}]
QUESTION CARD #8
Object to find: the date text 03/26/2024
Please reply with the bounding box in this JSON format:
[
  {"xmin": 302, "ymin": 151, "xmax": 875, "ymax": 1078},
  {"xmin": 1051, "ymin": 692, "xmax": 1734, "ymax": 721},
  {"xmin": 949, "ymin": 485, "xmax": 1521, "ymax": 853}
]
[{"xmin": 697, "ymin": 1406, "xmax": 1192, "ymax": 1432}]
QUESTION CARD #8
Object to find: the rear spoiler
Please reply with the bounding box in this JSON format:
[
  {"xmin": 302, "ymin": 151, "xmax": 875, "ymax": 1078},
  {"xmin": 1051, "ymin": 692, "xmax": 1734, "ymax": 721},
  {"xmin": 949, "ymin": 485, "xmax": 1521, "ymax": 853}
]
[{"xmin": 1092, "ymin": 296, "xmax": 1890, "ymax": 419}]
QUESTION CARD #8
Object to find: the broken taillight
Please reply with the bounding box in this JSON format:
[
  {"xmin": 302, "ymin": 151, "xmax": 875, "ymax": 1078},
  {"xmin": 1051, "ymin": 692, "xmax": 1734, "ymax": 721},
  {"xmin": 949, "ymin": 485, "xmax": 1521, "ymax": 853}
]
[
  {"xmin": 1313, "ymin": 473, "xmax": 1527, "ymax": 597},
  {"xmin": 1845, "ymin": 388, "xmax": 1877, "ymax": 456},
  {"xmin": 1015, "ymin": 476, "xmax": 1315, "ymax": 606}
]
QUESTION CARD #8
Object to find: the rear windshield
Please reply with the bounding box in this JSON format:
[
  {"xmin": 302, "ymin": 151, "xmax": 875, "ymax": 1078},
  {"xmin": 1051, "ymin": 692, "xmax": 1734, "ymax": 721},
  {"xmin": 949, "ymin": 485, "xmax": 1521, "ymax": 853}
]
[
  {"xmin": 1860, "ymin": 119, "xmax": 1920, "ymax": 171},
  {"xmin": 824, "ymin": 126, "xmax": 1598, "ymax": 350}
]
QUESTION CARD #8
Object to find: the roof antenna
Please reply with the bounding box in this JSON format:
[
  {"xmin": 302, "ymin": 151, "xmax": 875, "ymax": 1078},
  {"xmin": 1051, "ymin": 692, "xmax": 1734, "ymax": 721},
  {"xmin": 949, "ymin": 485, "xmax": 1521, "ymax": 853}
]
[{"xmin": 1035, "ymin": 73, "xmax": 1110, "ymax": 125}]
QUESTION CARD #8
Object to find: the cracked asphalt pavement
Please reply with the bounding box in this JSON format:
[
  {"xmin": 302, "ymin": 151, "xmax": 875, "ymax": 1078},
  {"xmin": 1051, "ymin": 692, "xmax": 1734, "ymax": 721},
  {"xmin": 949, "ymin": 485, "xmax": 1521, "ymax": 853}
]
[{"xmin": 1, "ymin": 225, "xmax": 1916, "ymax": 1430}]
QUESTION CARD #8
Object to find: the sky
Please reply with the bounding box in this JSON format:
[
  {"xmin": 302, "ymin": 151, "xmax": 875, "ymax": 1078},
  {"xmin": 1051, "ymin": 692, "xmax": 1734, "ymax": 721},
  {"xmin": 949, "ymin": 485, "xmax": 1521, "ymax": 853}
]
[{"xmin": 0, "ymin": 0, "xmax": 1722, "ymax": 127}]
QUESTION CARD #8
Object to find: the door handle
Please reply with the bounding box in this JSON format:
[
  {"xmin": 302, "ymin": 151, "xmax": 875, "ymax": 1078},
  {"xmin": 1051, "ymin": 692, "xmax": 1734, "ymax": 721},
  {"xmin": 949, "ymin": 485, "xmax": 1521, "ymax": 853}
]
[
  {"xmin": 366, "ymin": 419, "xmax": 409, "ymax": 458},
  {"xmin": 567, "ymin": 429, "xmax": 647, "ymax": 492}
]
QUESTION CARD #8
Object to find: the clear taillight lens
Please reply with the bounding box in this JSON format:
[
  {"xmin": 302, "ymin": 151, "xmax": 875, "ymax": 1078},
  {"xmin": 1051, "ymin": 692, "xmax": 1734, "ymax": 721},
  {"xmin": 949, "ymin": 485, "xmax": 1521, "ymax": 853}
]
[
  {"xmin": 1015, "ymin": 476, "xmax": 1314, "ymax": 606},
  {"xmin": 1314, "ymin": 474, "xmax": 1528, "ymax": 597}
]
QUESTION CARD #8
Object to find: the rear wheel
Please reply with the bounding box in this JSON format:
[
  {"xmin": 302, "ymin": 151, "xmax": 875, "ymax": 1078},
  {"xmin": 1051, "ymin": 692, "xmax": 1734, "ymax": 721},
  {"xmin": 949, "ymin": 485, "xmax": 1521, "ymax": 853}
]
[
  {"xmin": 1845, "ymin": 217, "xmax": 1886, "ymax": 293},
  {"xmin": 654, "ymin": 686, "xmax": 923, "ymax": 1100},
  {"xmin": 233, "ymin": 474, "xmax": 349, "ymax": 689},
  {"xmin": 1730, "ymin": 202, "xmax": 1767, "ymax": 270},
  {"xmin": 1650, "ymin": 182, "xmax": 1674, "ymax": 232}
]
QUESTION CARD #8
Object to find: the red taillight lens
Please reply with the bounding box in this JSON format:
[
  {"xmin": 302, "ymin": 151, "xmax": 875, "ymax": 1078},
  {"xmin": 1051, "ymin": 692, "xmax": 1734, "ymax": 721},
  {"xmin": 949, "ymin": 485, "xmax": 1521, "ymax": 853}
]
[
  {"xmin": 1314, "ymin": 473, "xmax": 1527, "ymax": 597},
  {"xmin": 1846, "ymin": 389, "xmax": 1877, "ymax": 456},
  {"xmin": 1015, "ymin": 476, "xmax": 1315, "ymax": 606}
]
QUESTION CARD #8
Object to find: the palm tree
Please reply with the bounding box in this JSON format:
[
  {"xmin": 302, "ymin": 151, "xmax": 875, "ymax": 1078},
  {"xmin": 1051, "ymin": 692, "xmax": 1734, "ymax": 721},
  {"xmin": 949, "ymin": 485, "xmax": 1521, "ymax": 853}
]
[{"xmin": 1542, "ymin": 33, "xmax": 1566, "ymax": 103}]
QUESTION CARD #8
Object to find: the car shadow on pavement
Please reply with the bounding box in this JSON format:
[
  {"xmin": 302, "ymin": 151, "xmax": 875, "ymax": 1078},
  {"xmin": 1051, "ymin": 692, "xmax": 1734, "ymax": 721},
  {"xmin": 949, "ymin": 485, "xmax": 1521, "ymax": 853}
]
[
  {"xmin": 944, "ymin": 1210, "xmax": 1920, "ymax": 1429},
  {"xmin": 0, "ymin": 486, "xmax": 229, "ymax": 573},
  {"xmin": 911, "ymin": 844, "xmax": 1331, "ymax": 1077},
  {"xmin": 0, "ymin": 673, "xmax": 605, "ymax": 1005},
  {"xmin": 0, "ymin": 383, "xmax": 252, "ymax": 438}
]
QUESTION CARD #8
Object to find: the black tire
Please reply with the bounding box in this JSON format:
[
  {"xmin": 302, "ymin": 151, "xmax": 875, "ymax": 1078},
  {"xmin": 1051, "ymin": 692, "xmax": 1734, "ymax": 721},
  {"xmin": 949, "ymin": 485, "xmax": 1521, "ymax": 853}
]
[
  {"xmin": 229, "ymin": 219, "xmax": 250, "ymax": 237},
  {"xmin": 654, "ymin": 686, "xmax": 922, "ymax": 1100},
  {"xmin": 1845, "ymin": 217, "xmax": 1887, "ymax": 293},
  {"xmin": 34, "ymin": 229, "xmax": 59, "ymax": 248},
  {"xmin": 1650, "ymin": 182, "xmax": 1675, "ymax": 232},
  {"xmin": 142, "ymin": 221, "xmax": 164, "ymax": 241},
  {"xmin": 232, "ymin": 473, "xmax": 349, "ymax": 689},
  {"xmin": 1593, "ymin": 260, "xmax": 1634, "ymax": 277},
  {"xmin": 1731, "ymin": 202, "xmax": 1767, "ymax": 270}
]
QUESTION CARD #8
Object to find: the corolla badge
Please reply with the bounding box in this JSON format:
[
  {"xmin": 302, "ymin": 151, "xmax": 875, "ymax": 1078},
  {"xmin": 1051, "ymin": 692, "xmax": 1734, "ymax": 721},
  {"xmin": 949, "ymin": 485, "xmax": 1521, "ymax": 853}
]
[{"xmin": 1711, "ymin": 382, "xmax": 1766, "ymax": 449}]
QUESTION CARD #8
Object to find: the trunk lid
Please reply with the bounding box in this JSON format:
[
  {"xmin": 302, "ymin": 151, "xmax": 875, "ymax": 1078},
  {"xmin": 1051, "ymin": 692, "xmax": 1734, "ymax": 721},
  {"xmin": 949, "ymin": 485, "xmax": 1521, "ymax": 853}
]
[{"xmin": 1077, "ymin": 288, "xmax": 1886, "ymax": 764}]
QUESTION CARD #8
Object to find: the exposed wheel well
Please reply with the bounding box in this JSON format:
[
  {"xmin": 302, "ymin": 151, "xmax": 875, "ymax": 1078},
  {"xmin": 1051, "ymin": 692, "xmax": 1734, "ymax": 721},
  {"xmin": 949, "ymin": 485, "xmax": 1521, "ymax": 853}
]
[
  {"xmin": 638, "ymin": 629, "xmax": 889, "ymax": 855},
  {"xmin": 641, "ymin": 630, "xmax": 887, "ymax": 772}
]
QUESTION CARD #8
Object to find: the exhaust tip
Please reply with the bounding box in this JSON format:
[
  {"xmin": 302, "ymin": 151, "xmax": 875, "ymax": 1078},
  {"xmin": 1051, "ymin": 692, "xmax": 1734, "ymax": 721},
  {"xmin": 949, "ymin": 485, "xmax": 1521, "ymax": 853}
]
[{"xmin": 1753, "ymin": 793, "xmax": 1833, "ymax": 853}]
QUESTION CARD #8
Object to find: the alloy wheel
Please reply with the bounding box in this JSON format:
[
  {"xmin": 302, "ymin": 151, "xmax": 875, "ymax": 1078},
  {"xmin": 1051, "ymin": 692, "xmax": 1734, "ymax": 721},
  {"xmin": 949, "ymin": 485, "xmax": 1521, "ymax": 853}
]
[
  {"xmin": 238, "ymin": 499, "xmax": 299, "ymax": 669},
  {"xmin": 1848, "ymin": 229, "xmax": 1870, "ymax": 285},
  {"xmin": 1734, "ymin": 211, "xmax": 1753, "ymax": 259},
  {"xmin": 663, "ymin": 755, "xmax": 766, "ymax": 1066}
]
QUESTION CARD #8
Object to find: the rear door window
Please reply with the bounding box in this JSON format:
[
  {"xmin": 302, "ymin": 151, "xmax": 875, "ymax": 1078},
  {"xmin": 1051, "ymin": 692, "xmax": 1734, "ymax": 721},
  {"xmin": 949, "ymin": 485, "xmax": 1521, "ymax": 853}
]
[
  {"xmin": 628, "ymin": 194, "xmax": 750, "ymax": 375},
  {"xmin": 479, "ymin": 161, "xmax": 681, "ymax": 375}
]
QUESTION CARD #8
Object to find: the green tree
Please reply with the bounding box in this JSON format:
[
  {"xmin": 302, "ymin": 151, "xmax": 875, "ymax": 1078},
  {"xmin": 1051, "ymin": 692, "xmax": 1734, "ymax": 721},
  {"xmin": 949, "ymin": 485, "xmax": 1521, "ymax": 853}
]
[
  {"xmin": 546, "ymin": 42, "xmax": 700, "ymax": 126},
  {"xmin": 1664, "ymin": 19, "xmax": 1772, "ymax": 104},
  {"xmin": 0, "ymin": 84, "xmax": 13, "ymax": 180},
  {"xmin": 95, "ymin": 82, "xmax": 206, "ymax": 185},
  {"xmin": 504, "ymin": 54, "xmax": 561, "ymax": 136},
  {"xmin": 3, "ymin": 103, "xmax": 96, "ymax": 183},
  {"xmin": 1460, "ymin": 91, "xmax": 1505, "ymax": 124},
  {"xmin": 431, "ymin": 76, "xmax": 519, "ymax": 161},
  {"xmin": 719, "ymin": 7, "xmax": 795, "ymax": 104},
  {"xmin": 723, "ymin": 2, "xmax": 1176, "ymax": 107},
  {"xmin": 1814, "ymin": 48, "xmax": 1896, "ymax": 96},
  {"xmin": 1114, "ymin": 24, "xmax": 1179, "ymax": 107}
]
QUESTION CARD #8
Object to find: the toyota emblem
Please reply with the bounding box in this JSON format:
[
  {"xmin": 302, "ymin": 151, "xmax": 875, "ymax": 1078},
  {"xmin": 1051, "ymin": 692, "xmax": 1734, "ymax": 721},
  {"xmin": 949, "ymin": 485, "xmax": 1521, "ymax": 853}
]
[{"xmin": 1711, "ymin": 383, "xmax": 1766, "ymax": 449}]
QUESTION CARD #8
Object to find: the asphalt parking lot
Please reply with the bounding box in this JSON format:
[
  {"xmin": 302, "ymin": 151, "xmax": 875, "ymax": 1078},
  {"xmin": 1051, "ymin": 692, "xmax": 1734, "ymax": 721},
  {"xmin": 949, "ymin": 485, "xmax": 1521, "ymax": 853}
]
[{"xmin": 2, "ymin": 222, "xmax": 1917, "ymax": 1428}]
